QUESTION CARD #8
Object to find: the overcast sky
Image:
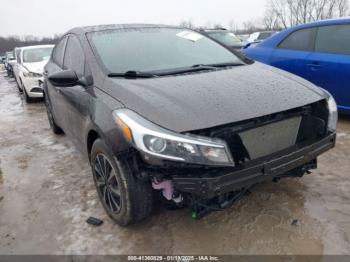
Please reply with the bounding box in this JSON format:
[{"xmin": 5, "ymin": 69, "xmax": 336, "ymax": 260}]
[{"xmin": 0, "ymin": 0, "xmax": 266, "ymax": 37}]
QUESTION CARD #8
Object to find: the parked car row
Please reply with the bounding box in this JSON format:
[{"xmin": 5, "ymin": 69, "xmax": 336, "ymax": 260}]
[
  {"xmin": 4, "ymin": 51, "xmax": 16, "ymax": 76},
  {"xmin": 244, "ymin": 31, "xmax": 277, "ymax": 44},
  {"xmin": 200, "ymin": 28, "xmax": 245, "ymax": 50},
  {"xmin": 200, "ymin": 29, "xmax": 279, "ymax": 52},
  {"xmin": 3, "ymin": 45, "xmax": 54, "ymax": 102}
]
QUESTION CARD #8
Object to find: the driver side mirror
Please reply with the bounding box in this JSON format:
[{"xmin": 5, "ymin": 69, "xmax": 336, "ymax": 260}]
[{"xmin": 48, "ymin": 70, "xmax": 87, "ymax": 87}]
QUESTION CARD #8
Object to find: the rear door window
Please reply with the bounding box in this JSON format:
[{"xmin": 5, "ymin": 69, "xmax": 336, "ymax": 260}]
[
  {"xmin": 278, "ymin": 28, "xmax": 317, "ymax": 51},
  {"xmin": 63, "ymin": 35, "xmax": 85, "ymax": 76},
  {"xmin": 315, "ymin": 24, "xmax": 350, "ymax": 55},
  {"xmin": 52, "ymin": 37, "xmax": 67, "ymax": 67}
]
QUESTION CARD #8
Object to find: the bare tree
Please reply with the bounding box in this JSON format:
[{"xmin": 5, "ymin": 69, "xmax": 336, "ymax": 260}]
[
  {"xmin": 242, "ymin": 21, "xmax": 257, "ymax": 32},
  {"xmin": 0, "ymin": 35, "xmax": 61, "ymax": 54},
  {"xmin": 263, "ymin": 8, "xmax": 281, "ymax": 29},
  {"xmin": 179, "ymin": 19, "xmax": 195, "ymax": 29},
  {"xmin": 228, "ymin": 20, "xmax": 239, "ymax": 32},
  {"xmin": 265, "ymin": 0, "xmax": 349, "ymax": 29},
  {"xmin": 336, "ymin": 0, "xmax": 349, "ymax": 16},
  {"xmin": 213, "ymin": 23, "xmax": 225, "ymax": 29}
]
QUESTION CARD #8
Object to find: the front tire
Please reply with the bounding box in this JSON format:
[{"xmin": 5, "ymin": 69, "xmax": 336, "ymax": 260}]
[
  {"xmin": 15, "ymin": 77, "xmax": 22, "ymax": 93},
  {"xmin": 21, "ymin": 81, "xmax": 32, "ymax": 103},
  {"xmin": 91, "ymin": 139, "xmax": 153, "ymax": 226}
]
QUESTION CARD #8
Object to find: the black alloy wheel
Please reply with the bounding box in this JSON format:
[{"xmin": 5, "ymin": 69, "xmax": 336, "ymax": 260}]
[
  {"xmin": 90, "ymin": 139, "xmax": 153, "ymax": 226},
  {"xmin": 93, "ymin": 153, "xmax": 122, "ymax": 213}
]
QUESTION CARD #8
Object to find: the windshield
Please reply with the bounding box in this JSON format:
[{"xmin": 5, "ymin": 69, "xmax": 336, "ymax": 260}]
[
  {"xmin": 6, "ymin": 53, "xmax": 14, "ymax": 59},
  {"xmin": 23, "ymin": 47, "xmax": 53, "ymax": 63},
  {"xmin": 206, "ymin": 31, "xmax": 242, "ymax": 46},
  {"xmin": 88, "ymin": 27, "xmax": 243, "ymax": 74}
]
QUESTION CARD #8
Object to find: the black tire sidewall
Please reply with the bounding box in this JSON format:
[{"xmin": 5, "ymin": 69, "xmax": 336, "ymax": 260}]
[
  {"xmin": 22, "ymin": 82, "xmax": 32, "ymax": 103},
  {"xmin": 15, "ymin": 78, "xmax": 22, "ymax": 92},
  {"xmin": 44, "ymin": 94, "xmax": 63, "ymax": 134},
  {"xmin": 91, "ymin": 139, "xmax": 134, "ymax": 226}
]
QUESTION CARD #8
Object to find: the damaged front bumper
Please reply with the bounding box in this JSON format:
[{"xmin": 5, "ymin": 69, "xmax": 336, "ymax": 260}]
[
  {"xmin": 22, "ymin": 76, "xmax": 44, "ymax": 98},
  {"xmin": 172, "ymin": 133, "xmax": 336, "ymax": 199}
]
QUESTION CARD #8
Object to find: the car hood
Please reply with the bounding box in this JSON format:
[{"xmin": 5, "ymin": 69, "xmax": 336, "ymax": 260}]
[
  {"xmin": 23, "ymin": 61, "xmax": 48, "ymax": 74},
  {"xmin": 107, "ymin": 62, "xmax": 326, "ymax": 133}
]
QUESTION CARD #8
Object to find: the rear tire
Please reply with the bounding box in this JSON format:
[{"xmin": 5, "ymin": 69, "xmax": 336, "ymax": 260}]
[
  {"xmin": 91, "ymin": 139, "xmax": 153, "ymax": 226},
  {"xmin": 44, "ymin": 94, "xmax": 63, "ymax": 134},
  {"xmin": 15, "ymin": 78, "xmax": 22, "ymax": 93},
  {"xmin": 6, "ymin": 69, "xmax": 12, "ymax": 77}
]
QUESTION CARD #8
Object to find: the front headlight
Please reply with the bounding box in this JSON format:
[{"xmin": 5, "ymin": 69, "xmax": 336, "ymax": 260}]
[
  {"xmin": 113, "ymin": 109, "xmax": 233, "ymax": 166},
  {"xmin": 322, "ymin": 89, "xmax": 337, "ymax": 132}
]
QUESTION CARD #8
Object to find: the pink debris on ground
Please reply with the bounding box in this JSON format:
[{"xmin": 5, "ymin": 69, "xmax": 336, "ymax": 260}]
[{"xmin": 152, "ymin": 179, "xmax": 174, "ymax": 200}]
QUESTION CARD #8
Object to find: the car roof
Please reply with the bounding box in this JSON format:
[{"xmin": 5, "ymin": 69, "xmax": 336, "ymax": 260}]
[
  {"xmin": 66, "ymin": 23, "xmax": 178, "ymax": 35},
  {"xmin": 20, "ymin": 44, "xmax": 55, "ymax": 50},
  {"xmin": 251, "ymin": 31, "xmax": 275, "ymax": 34},
  {"xmin": 203, "ymin": 30, "xmax": 230, "ymax": 33},
  {"xmin": 261, "ymin": 17, "xmax": 350, "ymax": 46},
  {"xmin": 292, "ymin": 17, "xmax": 350, "ymax": 30},
  {"xmin": 202, "ymin": 28, "xmax": 227, "ymax": 32}
]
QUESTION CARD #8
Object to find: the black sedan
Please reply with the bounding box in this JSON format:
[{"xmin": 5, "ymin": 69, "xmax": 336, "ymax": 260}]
[{"xmin": 44, "ymin": 24, "xmax": 337, "ymax": 225}]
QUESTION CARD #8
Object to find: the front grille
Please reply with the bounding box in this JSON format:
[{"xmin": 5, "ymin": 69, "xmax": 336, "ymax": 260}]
[
  {"xmin": 190, "ymin": 100, "xmax": 328, "ymax": 166},
  {"xmin": 238, "ymin": 116, "xmax": 301, "ymax": 160}
]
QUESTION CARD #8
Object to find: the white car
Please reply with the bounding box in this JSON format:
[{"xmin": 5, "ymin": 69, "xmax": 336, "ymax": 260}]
[
  {"xmin": 13, "ymin": 47, "xmax": 23, "ymax": 90},
  {"xmin": 4, "ymin": 51, "xmax": 16, "ymax": 77},
  {"xmin": 246, "ymin": 31, "xmax": 277, "ymax": 44},
  {"xmin": 17, "ymin": 45, "xmax": 54, "ymax": 102}
]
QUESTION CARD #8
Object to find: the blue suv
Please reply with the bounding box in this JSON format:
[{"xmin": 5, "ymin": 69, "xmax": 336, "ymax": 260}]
[{"xmin": 243, "ymin": 18, "xmax": 350, "ymax": 114}]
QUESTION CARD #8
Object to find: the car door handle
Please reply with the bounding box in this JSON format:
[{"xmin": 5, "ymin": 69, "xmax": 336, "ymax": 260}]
[{"xmin": 307, "ymin": 62, "xmax": 321, "ymax": 68}]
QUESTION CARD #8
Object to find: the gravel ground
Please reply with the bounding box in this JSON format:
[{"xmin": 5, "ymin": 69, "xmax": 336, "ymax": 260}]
[{"xmin": 0, "ymin": 69, "xmax": 349, "ymax": 255}]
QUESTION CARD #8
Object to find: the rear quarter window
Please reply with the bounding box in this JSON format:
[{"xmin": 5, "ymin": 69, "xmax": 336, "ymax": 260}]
[{"xmin": 315, "ymin": 24, "xmax": 350, "ymax": 55}]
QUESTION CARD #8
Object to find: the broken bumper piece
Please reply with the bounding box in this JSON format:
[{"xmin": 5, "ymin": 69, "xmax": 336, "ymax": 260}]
[{"xmin": 173, "ymin": 133, "xmax": 336, "ymax": 199}]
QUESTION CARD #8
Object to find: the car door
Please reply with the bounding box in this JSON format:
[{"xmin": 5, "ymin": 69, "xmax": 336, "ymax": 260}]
[
  {"xmin": 46, "ymin": 37, "xmax": 68, "ymax": 129},
  {"xmin": 307, "ymin": 24, "xmax": 350, "ymax": 110},
  {"xmin": 60, "ymin": 35, "xmax": 91, "ymax": 146},
  {"xmin": 269, "ymin": 27, "xmax": 317, "ymax": 81}
]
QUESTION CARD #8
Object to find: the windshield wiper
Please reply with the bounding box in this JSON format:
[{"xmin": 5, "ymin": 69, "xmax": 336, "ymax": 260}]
[
  {"xmin": 191, "ymin": 64, "xmax": 218, "ymax": 69},
  {"xmin": 108, "ymin": 71, "xmax": 157, "ymax": 79},
  {"xmin": 154, "ymin": 65, "xmax": 219, "ymax": 76},
  {"xmin": 153, "ymin": 63, "xmax": 245, "ymax": 76},
  {"xmin": 108, "ymin": 63, "xmax": 245, "ymax": 78},
  {"xmin": 199, "ymin": 62, "xmax": 245, "ymax": 68}
]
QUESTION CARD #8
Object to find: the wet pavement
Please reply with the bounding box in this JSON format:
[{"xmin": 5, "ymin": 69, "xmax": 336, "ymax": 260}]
[{"xmin": 0, "ymin": 69, "xmax": 349, "ymax": 255}]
